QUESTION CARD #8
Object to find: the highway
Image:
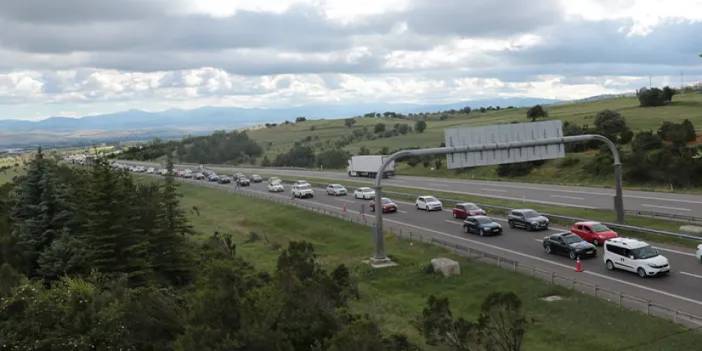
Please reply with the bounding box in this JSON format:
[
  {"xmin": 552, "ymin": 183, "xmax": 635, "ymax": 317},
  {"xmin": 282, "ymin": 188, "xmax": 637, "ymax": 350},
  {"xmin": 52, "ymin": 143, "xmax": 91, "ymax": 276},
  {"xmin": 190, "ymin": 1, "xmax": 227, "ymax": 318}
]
[
  {"xmin": 139, "ymin": 169, "xmax": 702, "ymax": 323},
  {"xmin": 122, "ymin": 161, "xmax": 702, "ymax": 218}
]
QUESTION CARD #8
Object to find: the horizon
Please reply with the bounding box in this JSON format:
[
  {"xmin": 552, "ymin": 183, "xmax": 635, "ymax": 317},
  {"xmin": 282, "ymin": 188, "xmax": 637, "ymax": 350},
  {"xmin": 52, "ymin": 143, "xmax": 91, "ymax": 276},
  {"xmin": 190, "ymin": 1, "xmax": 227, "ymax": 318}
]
[{"xmin": 1, "ymin": 0, "xmax": 701, "ymax": 121}]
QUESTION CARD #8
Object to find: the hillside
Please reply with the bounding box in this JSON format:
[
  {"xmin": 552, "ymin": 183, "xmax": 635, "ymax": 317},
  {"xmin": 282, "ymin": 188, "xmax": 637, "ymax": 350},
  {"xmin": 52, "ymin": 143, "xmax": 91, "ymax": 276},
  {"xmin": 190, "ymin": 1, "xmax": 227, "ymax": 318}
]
[
  {"xmin": 245, "ymin": 92, "xmax": 702, "ymax": 191},
  {"xmin": 248, "ymin": 92, "xmax": 702, "ymax": 158}
]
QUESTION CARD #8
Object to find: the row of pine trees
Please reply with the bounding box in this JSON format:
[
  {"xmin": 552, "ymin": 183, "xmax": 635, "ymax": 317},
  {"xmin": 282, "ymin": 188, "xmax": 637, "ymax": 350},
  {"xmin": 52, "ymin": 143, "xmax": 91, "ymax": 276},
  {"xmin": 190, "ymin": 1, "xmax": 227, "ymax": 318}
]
[{"xmin": 4, "ymin": 149, "xmax": 192, "ymax": 287}]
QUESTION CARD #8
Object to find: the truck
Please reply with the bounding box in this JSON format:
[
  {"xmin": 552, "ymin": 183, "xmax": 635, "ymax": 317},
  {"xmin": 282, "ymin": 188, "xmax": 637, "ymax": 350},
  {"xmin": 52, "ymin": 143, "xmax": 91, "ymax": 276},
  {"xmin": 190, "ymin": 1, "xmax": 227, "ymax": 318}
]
[{"xmin": 347, "ymin": 155, "xmax": 395, "ymax": 178}]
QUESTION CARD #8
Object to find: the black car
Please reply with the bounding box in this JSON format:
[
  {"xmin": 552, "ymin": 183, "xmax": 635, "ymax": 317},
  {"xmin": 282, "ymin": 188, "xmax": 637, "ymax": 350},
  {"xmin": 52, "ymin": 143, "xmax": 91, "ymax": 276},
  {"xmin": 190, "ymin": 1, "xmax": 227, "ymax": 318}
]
[
  {"xmin": 463, "ymin": 216, "xmax": 502, "ymax": 236},
  {"xmin": 218, "ymin": 176, "xmax": 232, "ymax": 184},
  {"xmin": 508, "ymin": 209, "xmax": 549, "ymax": 231},
  {"xmin": 207, "ymin": 174, "xmax": 220, "ymax": 182},
  {"xmin": 543, "ymin": 232, "xmax": 597, "ymax": 260},
  {"xmin": 237, "ymin": 177, "xmax": 250, "ymax": 186}
]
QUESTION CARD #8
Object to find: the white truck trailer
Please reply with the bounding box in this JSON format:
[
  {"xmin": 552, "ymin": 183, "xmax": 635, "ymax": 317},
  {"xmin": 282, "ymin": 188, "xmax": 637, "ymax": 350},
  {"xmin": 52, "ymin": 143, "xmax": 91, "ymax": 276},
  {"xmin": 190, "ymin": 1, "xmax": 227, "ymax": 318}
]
[{"xmin": 347, "ymin": 155, "xmax": 395, "ymax": 178}]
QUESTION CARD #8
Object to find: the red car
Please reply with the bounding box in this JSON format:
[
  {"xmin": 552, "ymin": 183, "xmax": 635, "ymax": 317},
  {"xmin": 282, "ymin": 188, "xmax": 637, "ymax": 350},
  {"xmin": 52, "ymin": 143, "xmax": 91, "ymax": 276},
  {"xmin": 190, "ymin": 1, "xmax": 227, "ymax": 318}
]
[
  {"xmin": 570, "ymin": 221, "xmax": 618, "ymax": 246},
  {"xmin": 370, "ymin": 197, "xmax": 398, "ymax": 213},
  {"xmin": 452, "ymin": 202, "xmax": 486, "ymax": 219}
]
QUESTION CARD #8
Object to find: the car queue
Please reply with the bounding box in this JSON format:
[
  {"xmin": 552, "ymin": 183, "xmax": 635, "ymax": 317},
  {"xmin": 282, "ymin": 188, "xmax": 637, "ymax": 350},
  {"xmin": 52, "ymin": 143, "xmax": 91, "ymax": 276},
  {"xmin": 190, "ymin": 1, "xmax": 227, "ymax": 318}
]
[{"xmin": 115, "ymin": 162, "xmax": 681, "ymax": 279}]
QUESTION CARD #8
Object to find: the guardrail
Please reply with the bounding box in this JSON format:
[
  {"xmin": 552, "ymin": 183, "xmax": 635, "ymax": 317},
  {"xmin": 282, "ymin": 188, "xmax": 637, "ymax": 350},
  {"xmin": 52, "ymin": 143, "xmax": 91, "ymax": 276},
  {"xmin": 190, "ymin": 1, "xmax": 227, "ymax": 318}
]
[{"xmin": 214, "ymin": 181, "xmax": 702, "ymax": 329}]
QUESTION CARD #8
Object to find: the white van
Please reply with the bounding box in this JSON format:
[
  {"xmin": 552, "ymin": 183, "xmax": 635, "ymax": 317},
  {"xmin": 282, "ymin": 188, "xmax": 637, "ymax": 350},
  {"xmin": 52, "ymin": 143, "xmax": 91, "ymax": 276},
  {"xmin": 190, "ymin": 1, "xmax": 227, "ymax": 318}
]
[{"xmin": 603, "ymin": 238, "xmax": 669, "ymax": 278}]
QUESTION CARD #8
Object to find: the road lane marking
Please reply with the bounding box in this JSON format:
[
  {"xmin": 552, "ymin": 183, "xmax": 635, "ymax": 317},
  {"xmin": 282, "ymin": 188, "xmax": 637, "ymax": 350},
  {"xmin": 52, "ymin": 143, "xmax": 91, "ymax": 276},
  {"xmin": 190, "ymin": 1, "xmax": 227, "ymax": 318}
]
[
  {"xmin": 680, "ymin": 272, "xmax": 702, "ymax": 279},
  {"xmin": 627, "ymin": 195, "xmax": 702, "ymax": 205},
  {"xmin": 386, "ymin": 219, "xmax": 702, "ymax": 308},
  {"xmin": 641, "ymin": 204, "xmax": 692, "ymax": 212},
  {"xmin": 654, "ymin": 247, "xmax": 696, "ymax": 257},
  {"xmin": 481, "ymin": 188, "xmax": 506, "ymax": 193},
  {"xmin": 550, "ymin": 194, "xmax": 585, "ymax": 201},
  {"xmin": 444, "ymin": 219, "xmax": 462, "ymax": 225},
  {"xmin": 335, "ymin": 198, "xmax": 357, "ymax": 204},
  {"xmin": 397, "ymin": 210, "xmax": 408, "ymax": 214}
]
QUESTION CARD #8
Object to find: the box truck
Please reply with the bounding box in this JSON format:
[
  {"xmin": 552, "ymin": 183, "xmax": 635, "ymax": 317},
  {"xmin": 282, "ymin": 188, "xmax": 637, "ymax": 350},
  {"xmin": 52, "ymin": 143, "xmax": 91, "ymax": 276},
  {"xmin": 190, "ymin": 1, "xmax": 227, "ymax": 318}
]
[{"xmin": 347, "ymin": 155, "xmax": 395, "ymax": 178}]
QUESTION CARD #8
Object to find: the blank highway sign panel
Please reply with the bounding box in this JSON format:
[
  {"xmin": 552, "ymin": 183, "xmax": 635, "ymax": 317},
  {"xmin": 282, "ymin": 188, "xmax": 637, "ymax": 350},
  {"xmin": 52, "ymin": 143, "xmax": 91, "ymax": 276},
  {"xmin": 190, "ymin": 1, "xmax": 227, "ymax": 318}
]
[{"xmin": 444, "ymin": 120, "xmax": 565, "ymax": 169}]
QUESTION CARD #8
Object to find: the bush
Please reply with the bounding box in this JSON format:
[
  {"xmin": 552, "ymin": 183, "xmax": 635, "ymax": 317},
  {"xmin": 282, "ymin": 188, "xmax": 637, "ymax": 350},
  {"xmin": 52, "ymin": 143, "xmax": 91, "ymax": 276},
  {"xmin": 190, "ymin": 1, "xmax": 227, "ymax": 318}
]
[
  {"xmin": 637, "ymin": 87, "xmax": 669, "ymax": 107},
  {"xmin": 594, "ymin": 110, "xmax": 632, "ymax": 144},
  {"xmin": 496, "ymin": 162, "xmax": 537, "ymax": 177},
  {"xmin": 559, "ymin": 156, "xmax": 580, "ymax": 167},
  {"xmin": 415, "ymin": 120, "xmax": 427, "ymax": 133},
  {"xmin": 374, "ymin": 123, "xmax": 386, "ymax": 133},
  {"xmin": 317, "ymin": 149, "xmax": 351, "ymax": 169}
]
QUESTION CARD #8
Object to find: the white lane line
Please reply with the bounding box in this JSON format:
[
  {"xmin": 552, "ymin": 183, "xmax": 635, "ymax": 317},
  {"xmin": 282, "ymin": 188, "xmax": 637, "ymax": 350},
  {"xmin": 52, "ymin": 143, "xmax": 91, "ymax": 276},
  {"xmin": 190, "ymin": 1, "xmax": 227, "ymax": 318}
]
[
  {"xmin": 444, "ymin": 219, "xmax": 462, "ymax": 225},
  {"xmin": 680, "ymin": 272, "xmax": 702, "ymax": 279},
  {"xmin": 385, "ymin": 219, "xmax": 702, "ymax": 308},
  {"xmin": 627, "ymin": 195, "xmax": 702, "ymax": 205},
  {"xmin": 481, "ymin": 188, "xmax": 507, "ymax": 193},
  {"xmin": 397, "ymin": 210, "xmax": 408, "ymax": 214},
  {"xmin": 641, "ymin": 204, "xmax": 692, "ymax": 212},
  {"xmin": 654, "ymin": 247, "xmax": 696, "ymax": 257},
  {"xmin": 550, "ymin": 194, "xmax": 585, "ymax": 201},
  {"xmin": 335, "ymin": 198, "xmax": 357, "ymax": 204}
]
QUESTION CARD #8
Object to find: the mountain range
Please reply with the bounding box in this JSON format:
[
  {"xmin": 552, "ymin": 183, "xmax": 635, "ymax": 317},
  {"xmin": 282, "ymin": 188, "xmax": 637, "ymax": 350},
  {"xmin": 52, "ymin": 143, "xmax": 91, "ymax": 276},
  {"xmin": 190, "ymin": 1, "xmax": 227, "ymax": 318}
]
[{"xmin": 0, "ymin": 97, "xmax": 559, "ymax": 148}]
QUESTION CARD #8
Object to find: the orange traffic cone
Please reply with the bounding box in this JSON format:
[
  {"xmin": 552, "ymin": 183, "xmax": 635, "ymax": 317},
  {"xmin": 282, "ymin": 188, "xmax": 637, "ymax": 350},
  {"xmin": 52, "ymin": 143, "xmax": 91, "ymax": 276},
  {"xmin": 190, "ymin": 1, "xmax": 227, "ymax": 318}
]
[{"xmin": 575, "ymin": 257, "xmax": 583, "ymax": 272}]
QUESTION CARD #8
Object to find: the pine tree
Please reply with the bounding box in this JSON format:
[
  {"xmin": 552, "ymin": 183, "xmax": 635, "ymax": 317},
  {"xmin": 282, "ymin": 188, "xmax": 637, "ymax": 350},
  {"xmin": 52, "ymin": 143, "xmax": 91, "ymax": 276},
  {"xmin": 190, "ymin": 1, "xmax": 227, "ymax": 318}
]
[
  {"xmin": 10, "ymin": 148, "xmax": 73, "ymax": 276},
  {"xmin": 81, "ymin": 158, "xmax": 150, "ymax": 285},
  {"xmin": 149, "ymin": 153, "xmax": 193, "ymax": 285}
]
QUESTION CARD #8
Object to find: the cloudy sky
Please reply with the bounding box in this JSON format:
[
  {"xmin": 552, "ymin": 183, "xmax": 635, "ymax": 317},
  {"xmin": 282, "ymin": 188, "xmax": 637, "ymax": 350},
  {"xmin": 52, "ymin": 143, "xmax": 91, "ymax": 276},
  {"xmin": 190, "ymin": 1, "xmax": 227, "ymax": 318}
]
[{"xmin": 1, "ymin": 0, "xmax": 701, "ymax": 120}]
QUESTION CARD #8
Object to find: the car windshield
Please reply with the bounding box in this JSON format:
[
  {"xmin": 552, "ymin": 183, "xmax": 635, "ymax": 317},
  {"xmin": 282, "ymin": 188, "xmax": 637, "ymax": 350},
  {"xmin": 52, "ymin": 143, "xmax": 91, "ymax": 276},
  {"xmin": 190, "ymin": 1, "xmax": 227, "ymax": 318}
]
[
  {"xmin": 382, "ymin": 198, "xmax": 393, "ymax": 204},
  {"xmin": 591, "ymin": 224, "xmax": 610, "ymax": 232},
  {"xmin": 476, "ymin": 217, "xmax": 493, "ymax": 224},
  {"xmin": 562, "ymin": 235, "xmax": 582, "ymax": 244},
  {"xmin": 298, "ymin": 185, "xmax": 311, "ymax": 190},
  {"xmin": 361, "ymin": 188, "xmax": 372, "ymax": 192},
  {"xmin": 523, "ymin": 210, "xmax": 539, "ymax": 218},
  {"xmin": 631, "ymin": 246, "xmax": 659, "ymax": 259},
  {"xmin": 425, "ymin": 197, "xmax": 438, "ymax": 202},
  {"xmin": 464, "ymin": 203, "xmax": 478, "ymax": 210},
  {"xmin": 333, "ymin": 185, "xmax": 344, "ymax": 189}
]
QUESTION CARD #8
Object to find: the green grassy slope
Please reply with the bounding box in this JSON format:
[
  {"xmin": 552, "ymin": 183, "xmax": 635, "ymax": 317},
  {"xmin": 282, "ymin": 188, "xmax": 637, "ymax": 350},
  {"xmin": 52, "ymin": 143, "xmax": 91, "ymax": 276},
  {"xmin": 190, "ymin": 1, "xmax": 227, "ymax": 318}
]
[
  {"xmin": 246, "ymin": 93, "xmax": 702, "ymax": 190},
  {"xmin": 171, "ymin": 181, "xmax": 701, "ymax": 350}
]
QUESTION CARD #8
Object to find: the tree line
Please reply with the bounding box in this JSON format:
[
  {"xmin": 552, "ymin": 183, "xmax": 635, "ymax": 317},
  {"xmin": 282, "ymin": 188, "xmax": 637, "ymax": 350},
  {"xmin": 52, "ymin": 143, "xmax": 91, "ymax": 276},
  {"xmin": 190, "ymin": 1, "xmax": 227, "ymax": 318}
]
[
  {"xmin": 119, "ymin": 130, "xmax": 263, "ymax": 164},
  {"xmin": 0, "ymin": 151, "xmax": 527, "ymax": 349}
]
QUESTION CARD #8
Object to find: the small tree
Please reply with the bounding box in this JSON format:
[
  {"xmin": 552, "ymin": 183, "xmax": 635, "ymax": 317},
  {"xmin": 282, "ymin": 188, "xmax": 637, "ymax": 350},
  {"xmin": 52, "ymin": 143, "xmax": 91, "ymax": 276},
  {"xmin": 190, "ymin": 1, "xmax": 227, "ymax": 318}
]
[
  {"xmin": 526, "ymin": 105, "xmax": 547, "ymax": 122},
  {"xmin": 344, "ymin": 118, "xmax": 356, "ymax": 128},
  {"xmin": 415, "ymin": 120, "xmax": 427, "ymax": 133},
  {"xmin": 374, "ymin": 123, "xmax": 386, "ymax": 134},
  {"xmin": 295, "ymin": 116, "xmax": 307, "ymax": 123},
  {"xmin": 594, "ymin": 110, "xmax": 632, "ymax": 144}
]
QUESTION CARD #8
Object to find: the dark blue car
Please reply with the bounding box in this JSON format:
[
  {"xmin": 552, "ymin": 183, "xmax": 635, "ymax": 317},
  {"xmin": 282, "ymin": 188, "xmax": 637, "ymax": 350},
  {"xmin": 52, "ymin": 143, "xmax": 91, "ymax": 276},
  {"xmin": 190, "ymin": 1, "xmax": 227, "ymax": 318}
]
[{"xmin": 463, "ymin": 216, "xmax": 502, "ymax": 236}]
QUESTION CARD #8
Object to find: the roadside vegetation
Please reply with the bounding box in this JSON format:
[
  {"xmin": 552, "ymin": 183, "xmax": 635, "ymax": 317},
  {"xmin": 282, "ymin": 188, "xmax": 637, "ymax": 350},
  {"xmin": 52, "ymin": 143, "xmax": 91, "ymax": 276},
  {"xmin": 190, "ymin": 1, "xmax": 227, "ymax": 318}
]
[
  {"xmin": 2, "ymin": 152, "xmax": 700, "ymax": 349},
  {"xmin": 118, "ymin": 88, "xmax": 702, "ymax": 192}
]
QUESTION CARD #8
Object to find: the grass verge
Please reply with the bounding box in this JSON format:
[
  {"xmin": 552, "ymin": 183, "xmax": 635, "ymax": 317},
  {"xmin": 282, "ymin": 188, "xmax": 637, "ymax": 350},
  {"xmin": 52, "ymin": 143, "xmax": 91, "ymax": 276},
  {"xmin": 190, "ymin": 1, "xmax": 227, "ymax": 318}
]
[{"xmin": 171, "ymin": 181, "xmax": 701, "ymax": 351}]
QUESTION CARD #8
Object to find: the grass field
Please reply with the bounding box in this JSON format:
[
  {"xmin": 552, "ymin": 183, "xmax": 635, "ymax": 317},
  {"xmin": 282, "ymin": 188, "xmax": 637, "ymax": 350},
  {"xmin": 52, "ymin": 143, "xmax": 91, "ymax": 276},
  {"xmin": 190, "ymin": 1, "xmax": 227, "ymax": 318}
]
[
  {"xmin": 246, "ymin": 93, "xmax": 702, "ymax": 191},
  {"xmin": 0, "ymin": 167, "xmax": 21, "ymax": 185},
  {"xmin": 169, "ymin": 181, "xmax": 702, "ymax": 350}
]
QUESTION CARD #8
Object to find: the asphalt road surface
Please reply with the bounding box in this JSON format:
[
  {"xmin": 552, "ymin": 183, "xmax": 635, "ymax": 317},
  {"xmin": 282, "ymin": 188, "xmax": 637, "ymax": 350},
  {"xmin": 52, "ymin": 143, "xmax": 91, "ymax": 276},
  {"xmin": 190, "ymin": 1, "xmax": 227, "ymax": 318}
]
[
  {"xmin": 131, "ymin": 167, "xmax": 702, "ymax": 323},
  {"xmin": 124, "ymin": 161, "xmax": 702, "ymax": 218}
]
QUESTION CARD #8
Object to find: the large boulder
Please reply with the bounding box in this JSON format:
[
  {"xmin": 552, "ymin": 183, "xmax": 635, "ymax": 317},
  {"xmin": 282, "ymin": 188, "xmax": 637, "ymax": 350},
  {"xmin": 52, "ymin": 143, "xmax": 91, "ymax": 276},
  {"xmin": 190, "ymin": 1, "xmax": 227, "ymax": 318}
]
[{"xmin": 430, "ymin": 257, "xmax": 461, "ymax": 277}]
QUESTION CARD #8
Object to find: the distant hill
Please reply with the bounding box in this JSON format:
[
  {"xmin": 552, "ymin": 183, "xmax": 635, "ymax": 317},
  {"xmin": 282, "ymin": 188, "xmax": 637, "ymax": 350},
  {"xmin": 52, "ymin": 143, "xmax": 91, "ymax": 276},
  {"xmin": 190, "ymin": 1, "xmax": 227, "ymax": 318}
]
[{"xmin": 0, "ymin": 97, "xmax": 558, "ymax": 147}]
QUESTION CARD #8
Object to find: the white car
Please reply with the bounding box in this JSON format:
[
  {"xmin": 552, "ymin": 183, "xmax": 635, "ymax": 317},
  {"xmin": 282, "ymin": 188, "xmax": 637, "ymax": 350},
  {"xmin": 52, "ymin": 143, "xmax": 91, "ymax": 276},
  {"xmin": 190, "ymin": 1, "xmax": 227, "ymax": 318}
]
[
  {"xmin": 268, "ymin": 182, "xmax": 285, "ymax": 192},
  {"xmin": 146, "ymin": 167, "xmax": 155, "ymax": 174},
  {"xmin": 696, "ymin": 244, "xmax": 702, "ymax": 263},
  {"xmin": 416, "ymin": 195, "xmax": 443, "ymax": 211},
  {"xmin": 353, "ymin": 187, "xmax": 375, "ymax": 199},
  {"xmin": 604, "ymin": 237, "xmax": 670, "ymax": 278},
  {"xmin": 295, "ymin": 180, "xmax": 310, "ymax": 186},
  {"xmin": 326, "ymin": 184, "xmax": 347, "ymax": 196},
  {"xmin": 292, "ymin": 184, "xmax": 314, "ymax": 198}
]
